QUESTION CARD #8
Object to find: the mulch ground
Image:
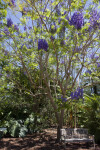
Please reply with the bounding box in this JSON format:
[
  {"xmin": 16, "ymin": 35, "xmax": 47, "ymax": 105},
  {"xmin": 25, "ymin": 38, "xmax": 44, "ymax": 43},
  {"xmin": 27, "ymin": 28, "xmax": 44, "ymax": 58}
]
[{"xmin": 0, "ymin": 128, "xmax": 100, "ymax": 150}]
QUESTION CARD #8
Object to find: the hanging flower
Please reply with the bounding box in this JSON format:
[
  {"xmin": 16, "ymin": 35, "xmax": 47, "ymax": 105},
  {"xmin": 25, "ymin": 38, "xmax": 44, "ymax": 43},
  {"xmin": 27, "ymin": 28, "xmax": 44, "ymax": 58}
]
[
  {"xmin": 55, "ymin": 5, "xmax": 61, "ymax": 16},
  {"xmin": 7, "ymin": 18, "xmax": 13, "ymax": 27},
  {"xmin": 97, "ymin": 63, "xmax": 100, "ymax": 68},
  {"xmin": 61, "ymin": 96, "xmax": 67, "ymax": 102},
  {"xmin": 4, "ymin": 27, "xmax": 10, "ymax": 36},
  {"xmin": 24, "ymin": 26, "xmax": 27, "ymax": 30},
  {"xmin": 70, "ymin": 88, "xmax": 83, "ymax": 100},
  {"xmin": 0, "ymin": 73, "xmax": 2, "ymax": 77},
  {"xmin": 22, "ymin": 7, "xmax": 29, "ymax": 15},
  {"xmin": 85, "ymin": 70, "xmax": 91, "ymax": 75},
  {"xmin": 90, "ymin": 53, "xmax": 99, "ymax": 61},
  {"xmin": 0, "ymin": 34, "xmax": 3, "ymax": 38},
  {"xmin": 8, "ymin": 0, "xmax": 16, "ymax": 7},
  {"xmin": 14, "ymin": 24, "xmax": 19, "ymax": 32},
  {"xmin": 38, "ymin": 39, "xmax": 48, "ymax": 51},
  {"xmin": 50, "ymin": 36, "xmax": 55, "ymax": 41},
  {"xmin": 69, "ymin": 11, "xmax": 84, "ymax": 29},
  {"xmin": 89, "ymin": 10, "xmax": 100, "ymax": 29}
]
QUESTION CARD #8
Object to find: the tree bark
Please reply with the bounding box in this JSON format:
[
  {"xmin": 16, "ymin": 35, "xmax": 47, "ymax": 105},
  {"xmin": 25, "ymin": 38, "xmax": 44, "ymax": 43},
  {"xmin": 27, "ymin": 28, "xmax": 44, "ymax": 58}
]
[{"xmin": 57, "ymin": 109, "xmax": 64, "ymax": 142}]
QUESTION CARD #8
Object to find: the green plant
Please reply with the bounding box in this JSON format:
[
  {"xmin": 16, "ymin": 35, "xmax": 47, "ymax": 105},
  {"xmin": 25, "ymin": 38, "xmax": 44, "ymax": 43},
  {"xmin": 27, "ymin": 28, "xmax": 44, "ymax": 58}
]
[{"xmin": 5, "ymin": 119, "xmax": 28, "ymax": 137}]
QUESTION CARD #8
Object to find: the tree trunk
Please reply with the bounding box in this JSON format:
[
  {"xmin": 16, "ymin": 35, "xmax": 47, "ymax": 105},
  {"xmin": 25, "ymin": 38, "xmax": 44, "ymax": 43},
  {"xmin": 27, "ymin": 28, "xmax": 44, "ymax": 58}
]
[
  {"xmin": 57, "ymin": 125, "xmax": 61, "ymax": 142},
  {"xmin": 57, "ymin": 109, "xmax": 64, "ymax": 142}
]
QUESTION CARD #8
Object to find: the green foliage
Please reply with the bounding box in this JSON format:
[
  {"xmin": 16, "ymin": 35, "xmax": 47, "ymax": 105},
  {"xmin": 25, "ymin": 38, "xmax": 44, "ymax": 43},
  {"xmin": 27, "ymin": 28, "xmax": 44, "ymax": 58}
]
[
  {"xmin": 5, "ymin": 119, "xmax": 28, "ymax": 137},
  {"xmin": 77, "ymin": 95, "xmax": 100, "ymax": 143}
]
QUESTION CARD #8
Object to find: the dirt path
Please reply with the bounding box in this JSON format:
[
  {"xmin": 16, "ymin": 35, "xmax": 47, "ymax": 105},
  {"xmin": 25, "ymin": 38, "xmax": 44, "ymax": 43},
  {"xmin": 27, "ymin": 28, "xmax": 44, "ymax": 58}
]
[{"xmin": 0, "ymin": 128, "xmax": 100, "ymax": 150}]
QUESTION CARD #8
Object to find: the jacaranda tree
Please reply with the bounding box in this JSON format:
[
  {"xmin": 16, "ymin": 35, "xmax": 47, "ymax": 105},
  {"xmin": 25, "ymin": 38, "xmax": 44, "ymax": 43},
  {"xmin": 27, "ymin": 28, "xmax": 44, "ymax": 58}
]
[{"xmin": 0, "ymin": 0, "xmax": 100, "ymax": 140}]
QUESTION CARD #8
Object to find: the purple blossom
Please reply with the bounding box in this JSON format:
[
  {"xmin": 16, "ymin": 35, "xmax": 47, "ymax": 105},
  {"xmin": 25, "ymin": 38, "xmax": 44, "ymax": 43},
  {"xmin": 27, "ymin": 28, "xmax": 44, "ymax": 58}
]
[
  {"xmin": 94, "ymin": 56, "xmax": 99, "ymax": 61},
  {"xmin": 29, "ymin": 26, "xmax": 32, "ymax": 30},
  {"xmin": 11, "ymin": 0, "xmax": 15, "ymax": 5},
  {"xmin": 0, "ymin": 73, "xmax": 2, "ymax": 77},
  {"xmin": 85, "ymin": 70, "xmax": 91, "ymax": 75},
  {"xmin": 97, "ymin": 63, "xmax": 100, "ymax": 68},
  {"xmin": 56, "ymin": 6, "xmax": 61, "ymax": 16},
  {"xmin": 38, "ymin": 39, "xmax": 48, "ymax": 51},
  {"xmin": 24, "ymin": 71, "xmax": 27, "ymax": 75},
  {"xmin": 89, "ymin": 10, "xmax": 100, "ymax": 29},
  {"xmin": 61, "ymin": 96, "xmax": 67, "ymax": 102},
  {"xmin": 69, "ymin": 11, "xmax": 84, "ymax": 29},
  {"xmin": 19, "ymin": 56, "xmax": 22, "ymax": 59},
  {"xmin": 60, "ymin": 40, "xmax": 65, "ymax": 46},
  {"xmin": 51, "ymin": 36, "xmax": 55, "ymax": 41},
  {"xmin": 22, "ymin": 7, "xmax": 29, "ymax": 15},
  {"xmin": 23, "ymin": 7, "xmax": 28, "ymax": 12},
  {"xmin": 70, "ymin": 88, "xmax": 83, "ymax": 100},
  {"xmin": 60, "ymin": 2, "xmax": 65, "ymax": 6},
  {"xmin": 8, "ymin": 0, "xmax": 16, "ymax": 7},
  {"xmin": 4, "ymin": 27, "xmax": 10, "ymax": 36},
  {"xmin": 7, "ymin": 74, "xmax": 10, "ymax": 78},
  {"xmin": 60, "ymin": 60, "xmax": 64, "ymax": 64},
  {"xmin": 0, "ymin": 34, "xmax": 3, "ymax": 38},
  {"xmin": 64, "ymin": 11, "xmax": 67, "ymax": 15},
  {"xmin": 58, "ymin": 18, "xmax": 62, "ymax": 24},
  {"xmin": 24, "ymin": 26, "xmax": 27, "ymax": 30},
  {"xmin": 7, "ymin": 18, "xmax": 13, "ymax": 27},
  {"xmin": 90, "ymin": 53, "xmax": 95, "ymax": 59},
  {"xmin": 90, "ymin": 53, "xmax": 99, "ymax": 61},
  {"xmin": 73, "ymin": 47, "xmax": 80, "ymax": 53},
  {"xmin": 20, "ymin": 36, "xmax": 23, "ymax": 38},
  {"xmin": 14, "ymin": 24, "xmax": 19, "ymax": 32},
  {"xmin": 4, "ymin": 50, "xmax": 8, "ymax": 56},
  {"xmin": 0, "ymin": 22, "xmax": 3, "ymax": 25},
  {"xmin": 66, "ymin": 16, "xmax": 70, "ymax": 22}
]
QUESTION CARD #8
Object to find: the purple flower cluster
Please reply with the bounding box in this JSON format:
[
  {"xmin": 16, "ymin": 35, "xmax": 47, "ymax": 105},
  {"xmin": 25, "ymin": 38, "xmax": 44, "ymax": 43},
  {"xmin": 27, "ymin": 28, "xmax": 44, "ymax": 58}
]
[
  {"xmin": 70, "ymin": 88, "xmax": 83, "ymax": 100},
  {"xmin": 61, "ymin": 96, "xmax": 67, "ymax": 102},
  {"xmin": 0, "ymin": 34, "xmax": 3, "ymax": 38},
  {"xmin": 97, "ymin": 63, "xmax": 100, "ymax": 68},
  {"xmin": 51, "ymin": 36, "xmax": 55, "ymax": 41},
  {"xmin": 85, "ymin": 70, "xmax": 91, "ymax": 75},
  {"xmin": 55, "ymin": 5, "xmax": 61, "ymax": 16},
  {"xmin": 8, "ymin": 0, "xmax": 16, "ymax": 7},
  {"xmin": 0, "ymin": 73, "xmax": 2, "ymax": 77},
  {"xmin": 89, "ymin": 10, "xmax": 100, "ymax": 29},
  {"xmin": 73, "ymin": 47, "xmax": 80, "ymax": 53},
  {"xmin": 24, "ymin": 26, "xmax": 27, "ymax": 30},
  {"xmin": 23, "ymin": 7, "xmax": 28, "ymax": 12},
  {"xmin": 38, "ymin": 39, "xmax": 48, "ymax": 51},
  {"xmin": 7, "ymin": 18, "xmax": 13, "ymax": 27},
  {"xmin": 22, "ymin": 7, "xmax": 29, "ymax": 15},
  {"xmin": 90, "ymin": 53, "xmax": 95, "ymax": 59},
  {"xmin": 58, "ymin": 96, "xmax": 67, "ymax": 102},
  {"xmin": 90, "ymin": 53, "xmax": 99, "ymax": 61},
  {"xmin": 4, "ymin": 50, "xmax": 8, "ymax": 56},
  {"xmin": 4, "ymin": 27, "xmax": 10, "ymax": 36},
  {"xmin": 29, "ymin": 26, "xmax": 32, "ymax": 30},
  {"xmin": 70, "ymin": 11, "xmax": 84, "ymax": 29},
  {"xmin": 14, "ymin": 24, "xmax": 19, "ymax": 32}
]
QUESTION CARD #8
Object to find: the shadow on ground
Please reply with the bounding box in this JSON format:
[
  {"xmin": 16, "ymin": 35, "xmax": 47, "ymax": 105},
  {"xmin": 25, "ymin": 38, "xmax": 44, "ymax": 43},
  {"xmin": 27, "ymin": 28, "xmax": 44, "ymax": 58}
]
[{"xmin": 0, "ymin": 129, "xmax": 99, "ymax": 150}]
